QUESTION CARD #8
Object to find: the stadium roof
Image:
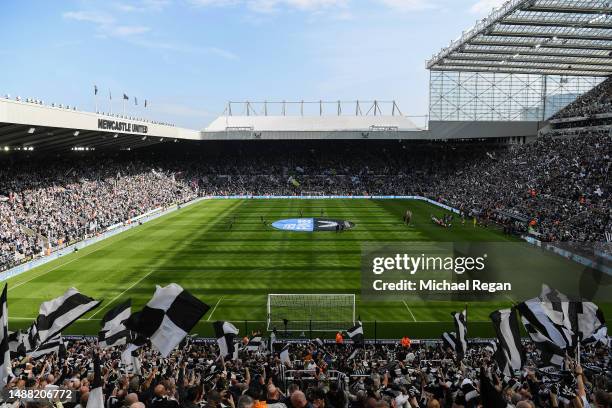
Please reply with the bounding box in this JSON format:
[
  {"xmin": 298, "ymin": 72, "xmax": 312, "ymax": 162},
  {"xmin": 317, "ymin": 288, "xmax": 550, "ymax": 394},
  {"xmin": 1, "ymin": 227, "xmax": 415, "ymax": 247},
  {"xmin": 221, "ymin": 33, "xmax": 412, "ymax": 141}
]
[
  {"xmin": 205, "ymin": 115, "xmax": 420, "ymax": 133},
  {"xmin": 0, "ymin": 97, "xmax": 199, "ymax": 152},
  {"xmin": 426, "ymin": 0, "xmax": 612, "ymax": 77}
]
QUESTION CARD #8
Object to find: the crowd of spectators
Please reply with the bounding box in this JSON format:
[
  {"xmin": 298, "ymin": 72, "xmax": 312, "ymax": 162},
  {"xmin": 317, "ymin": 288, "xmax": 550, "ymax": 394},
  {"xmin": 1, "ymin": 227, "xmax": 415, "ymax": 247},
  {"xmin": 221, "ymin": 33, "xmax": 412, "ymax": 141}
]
[
  {"xmin": 0, "ymin": 129, "xmax": 610, "ymax": 271},
  {"xmin": 3, "ymin": 336, "xmax": 610, "ymax": 408},
  {"xmin": 550, "ymin": 78, "xmax": 612, "ymax": 121},
  {"xmin": 0, "ymin": 160, "xmax": 197, "ymax": 270}
]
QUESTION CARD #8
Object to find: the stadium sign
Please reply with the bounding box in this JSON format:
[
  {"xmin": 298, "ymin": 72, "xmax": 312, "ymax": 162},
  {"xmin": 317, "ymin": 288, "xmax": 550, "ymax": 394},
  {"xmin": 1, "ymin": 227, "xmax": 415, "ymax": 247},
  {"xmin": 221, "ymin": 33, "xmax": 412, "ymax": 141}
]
[
  {"xmin": 271, "ymin": 218, "xmax": 355, "ymax": 232},
  {"xmin": 97, "ymin": 118, "xmax": 148, "ymax": 134}
]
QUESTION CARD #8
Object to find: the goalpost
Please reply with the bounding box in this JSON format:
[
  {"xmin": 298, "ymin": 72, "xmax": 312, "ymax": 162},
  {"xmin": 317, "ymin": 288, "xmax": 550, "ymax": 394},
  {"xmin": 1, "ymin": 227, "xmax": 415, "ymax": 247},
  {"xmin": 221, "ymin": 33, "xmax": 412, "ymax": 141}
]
[{"xmin": 267, "ymin": 294, "xmax": 355, "ymax": 332}]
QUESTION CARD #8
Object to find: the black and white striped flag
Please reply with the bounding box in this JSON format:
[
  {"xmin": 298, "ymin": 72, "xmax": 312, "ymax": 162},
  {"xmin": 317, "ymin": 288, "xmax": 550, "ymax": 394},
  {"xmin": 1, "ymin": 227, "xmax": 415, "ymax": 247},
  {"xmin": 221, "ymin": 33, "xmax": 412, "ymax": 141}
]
[
  {"xmin": 347, "ymin": 321, "xmax": 364, "ymax": 345},
  {"xmin": 443, "ymin": 309, "xmax": 467, "ymax": 359},
  {"xmin": 86, "ymin": 353, "xmax": 104, "ymax": 408},
  {"xmin": 35, "ymin": 287, "xmax": 101, "ymax": 344},
  {"xmin": 347, "ymin": 321, "xmax": 364, "ymax": 360},
  {"xmin": 214, "ymin": 321, "xmax": 239, "ymax": 358},
  {"xmin": 517, "ymin": 299, "xmax": 570, "ymax": 367},
  {"xmin": 99, "ymin": 300, "xmax": 132, "ymax": 348},
  {"xmin": 539, "ymin": 285, "xmax": 606, "ymax": 344},
  {"xmin": 0, "ymin": 284, "xmax": 11, "ymax": 388},
  {"xmin": 121, "ymin": 343, "xmax": 142, "ymax": 375},
  {"xmin": 30, "ymin": 333, "xmax": 63, "ymax": 360},
  {"xmin": 582, "ymin": 325, "xmax": 608, "ymax": 346},
  {"xmin": 442, "ymin": 331, "xmax": 458, "ymax": 351},
  {"xmin": 246, "ymin": 336, "xmax": 263, "ymax": 352},
  {"xmin": 490, "ymin": 308, "xmax": 525, "ymax": 376},
  {"xmin": 460, "ymin": 378, "xmax": 479, "ymax": 403},
  {"xmin": 125, "ymin": 284, "xmax": 209, "ymax": 357},
  {"xmin": 16, "ymin": 324, "xmax": 39, "ymax": 355},
  {"xmin": 279, "ymin": 343, "xmax": 291, "ymax": 367},
  {"xmin": 8, "ymin": 330, "xmax": 21, "ymax": 356}
]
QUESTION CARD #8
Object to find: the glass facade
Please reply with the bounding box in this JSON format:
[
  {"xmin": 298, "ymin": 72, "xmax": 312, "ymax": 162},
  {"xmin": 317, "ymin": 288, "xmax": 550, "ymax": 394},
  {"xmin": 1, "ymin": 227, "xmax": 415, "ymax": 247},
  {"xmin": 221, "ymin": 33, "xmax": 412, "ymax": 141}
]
[{"xmin": 429, "ymin": 71, "xmax": 603, "ymax": 121}]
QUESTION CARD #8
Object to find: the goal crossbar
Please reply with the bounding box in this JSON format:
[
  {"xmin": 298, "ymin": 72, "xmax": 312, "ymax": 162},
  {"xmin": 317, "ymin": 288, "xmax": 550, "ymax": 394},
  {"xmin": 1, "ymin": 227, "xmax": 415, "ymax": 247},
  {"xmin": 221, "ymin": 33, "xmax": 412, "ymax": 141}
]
[{"xmin": 267, "ymin": 293, "xmax": 355, "ymax": 332}]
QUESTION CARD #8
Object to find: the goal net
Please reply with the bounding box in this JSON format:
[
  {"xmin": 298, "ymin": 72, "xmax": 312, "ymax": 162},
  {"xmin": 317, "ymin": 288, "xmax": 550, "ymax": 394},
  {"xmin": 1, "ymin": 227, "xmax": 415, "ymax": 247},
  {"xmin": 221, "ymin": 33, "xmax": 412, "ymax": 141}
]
[{"xmin": 267, "ymin": 294, "xmax": 355, "ymax": 332}]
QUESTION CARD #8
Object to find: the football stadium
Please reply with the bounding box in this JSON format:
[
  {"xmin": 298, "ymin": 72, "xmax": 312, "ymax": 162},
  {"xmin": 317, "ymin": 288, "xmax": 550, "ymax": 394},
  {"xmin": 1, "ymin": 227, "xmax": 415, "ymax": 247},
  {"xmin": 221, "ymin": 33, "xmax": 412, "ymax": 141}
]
[{"xmin": 1, "ymin": 1, "xmax": 611, "ymax": 407}]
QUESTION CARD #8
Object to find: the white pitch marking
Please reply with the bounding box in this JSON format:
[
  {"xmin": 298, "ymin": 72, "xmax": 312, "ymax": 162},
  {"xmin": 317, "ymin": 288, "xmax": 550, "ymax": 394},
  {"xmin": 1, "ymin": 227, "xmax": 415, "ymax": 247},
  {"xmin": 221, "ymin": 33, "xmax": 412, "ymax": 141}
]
[
  {"xmin": 403, "ymin": 300, "xmax": 417, "ymax": 322},
  {"xmin": 7, "ymin": 226, "xmax": 144, "ymax": 292},
  {"xmin": 207, "ymin": 296, "xmax": 224, "ymax": 321}
]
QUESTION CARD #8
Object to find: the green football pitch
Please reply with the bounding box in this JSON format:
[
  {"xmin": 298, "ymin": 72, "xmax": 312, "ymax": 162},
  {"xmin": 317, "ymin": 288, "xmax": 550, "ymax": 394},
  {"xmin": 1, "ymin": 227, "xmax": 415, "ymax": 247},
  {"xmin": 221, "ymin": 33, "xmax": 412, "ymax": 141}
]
[{"xmin": 4, "ymin": 199, "xmax": 608, "ymax": 339}]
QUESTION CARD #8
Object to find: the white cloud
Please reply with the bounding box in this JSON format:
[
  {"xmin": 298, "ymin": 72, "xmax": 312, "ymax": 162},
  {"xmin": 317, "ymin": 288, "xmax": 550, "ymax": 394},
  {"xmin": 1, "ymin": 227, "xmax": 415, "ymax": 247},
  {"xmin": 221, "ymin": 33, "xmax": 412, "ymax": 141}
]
[
  {"xmin": 206, "ymin": 47, "xmax": 240, "ymax": 60},
  {"xmin": 113, "ymin": 0, "xmax": 172, "ymax": 12},
  {"xmin": 127, "ymin": 38, "xmax": 239, "ymax": 60},
  {"xmin": 376, "ymin": 0, "xmax": 437, "ymax": 12},
  {"xmin": 110, "ymin": 25, "xmax": 151, "ymax": 36},
  {"xmin": 62, "ymin": 11, "xmax": 115, "ymax": 25},
  {"xmin": 470, "ymin": 0, "xmax": 506, "ymax": 15},
  {"xmin": 63, "ymin": 9, "xmax": 151, "ymax": 37},
  {"xmin": 189, "ymin": 0, "xmax": 347, "ymax": 13}
]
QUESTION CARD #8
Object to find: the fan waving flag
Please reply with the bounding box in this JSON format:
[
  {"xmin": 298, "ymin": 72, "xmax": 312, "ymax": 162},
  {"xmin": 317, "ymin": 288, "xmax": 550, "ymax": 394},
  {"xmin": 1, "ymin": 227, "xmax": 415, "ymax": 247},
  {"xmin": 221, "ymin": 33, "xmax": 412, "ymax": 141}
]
[
  {"xmin": 0, "ymin": 284, "xmax": 11, "ymax": 388},
  {"xmin": 347, "ymin": 321, "xmax": 364, "ymax": 360},
  {"xmin": 347, "ymin": 321, "xmax": 364, "ymax": 345},
  {"xmin": 444, "ymin": 309, "xmax": 467, "ymax": 360},
  {"xmin": 125, "ymin": 283, "xmax": 209, "ymax": 357},
  {"xmin": 279, "ymin": 343, "xmax": 291, "ymax": 367},
  {"xmin": 517, "ymin": 299, "xmax": 570, "ymax": 367},
  {"xmin": 246, "ymin": 335, "xmax": 263, "ymax": 352},
  {"xmin": 86, "ymin": 353, "xmax": 105, "ymax": 408},
  {"xmin": 539, "ymin": 285, "xmax": 606, "ymax": 344},
  {"xmin": 99, "ymin": 300, "xmax": 132, "ymax": 348},
  {"xmin": 442, "ymin": 331, "xmax": 458, "ymax": 352},
  {"xmin": 35, "ymin": 288, "xmax": 101, "ymax": 345},
  {"xmin": 490, "ymin": 309, "xmax": 525, "ymax": 376},
  {"xmin": 214, "ymin": 321, "xmax": 239, "ymax": 358},
  {"xmin": 30, "ymin": 333, "xmax": 63, "ymax": 360}
]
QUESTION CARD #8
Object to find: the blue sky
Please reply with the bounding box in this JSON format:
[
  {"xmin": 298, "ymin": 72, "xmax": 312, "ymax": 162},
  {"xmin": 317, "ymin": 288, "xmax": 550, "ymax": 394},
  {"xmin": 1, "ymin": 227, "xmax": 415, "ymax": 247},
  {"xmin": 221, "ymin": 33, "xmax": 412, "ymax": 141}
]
[{"xmin": 0, "ymin": 0, "xmax": 504, "ymax": 129}]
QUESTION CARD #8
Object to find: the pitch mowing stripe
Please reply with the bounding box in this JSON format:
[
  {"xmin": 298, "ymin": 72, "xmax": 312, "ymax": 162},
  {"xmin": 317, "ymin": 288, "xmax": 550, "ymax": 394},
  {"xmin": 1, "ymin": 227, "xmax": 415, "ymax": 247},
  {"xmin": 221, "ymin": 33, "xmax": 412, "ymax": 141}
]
[
  {"xmin": 88, "ymin": 268, "xmax": 157, "ymax": 319},
  {"xmin": 7, "ymin": 236, "xmax": 122, "ymax": 292},
  {"xmin": 5, "ymin": 199, "xmax": 527, "ymax": 337}
]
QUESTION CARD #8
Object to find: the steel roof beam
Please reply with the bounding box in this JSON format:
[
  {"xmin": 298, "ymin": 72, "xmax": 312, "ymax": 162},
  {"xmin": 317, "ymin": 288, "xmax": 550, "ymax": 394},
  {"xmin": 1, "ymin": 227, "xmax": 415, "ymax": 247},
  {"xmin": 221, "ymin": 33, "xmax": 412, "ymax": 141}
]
[
  {"xmin": 520, "ymin": 5, "xmax": 612, "ymax": 15},
  {"xmin": 459, "ymin": 47, "xmax": 611, "ymax": 59},
  {"xmin": 469, "ymin": 38, "xmax": 612, "ymax": 51},
  {"xmin": 447, "ymin": 53, "xmax": 612, "ymax": 66},
  {"xmin": 430, "ymin": 66, "xmax": 608, "ymax": 76},
  {"xmin": 486, "ymin": 30, "xmax": 612, "ymax": 41},
  {"xmin": 437, "ymin": 59, "xmax": 612, "ymax": 71},
  {"xmin": 501, "ymin": 19, "xmax": 612, "ymax": 29}
]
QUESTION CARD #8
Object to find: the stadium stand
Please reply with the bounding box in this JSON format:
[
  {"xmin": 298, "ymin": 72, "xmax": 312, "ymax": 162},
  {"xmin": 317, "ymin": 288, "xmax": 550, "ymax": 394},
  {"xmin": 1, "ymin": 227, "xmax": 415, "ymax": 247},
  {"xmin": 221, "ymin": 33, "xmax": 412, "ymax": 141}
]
[
  {"xmin": 550, "ymin": 78, "xmax": 612, "ymax": 121},
  {"xmin": 4, "ymin": 336, "xmax": 611, "ymax": 408},
  {"xmin": 2, "ymin": 1, "xmax": 612, "ymax": 405},
  {"xmin": 1, "ymin": 134, "xmax": 610, "ymax": 272}
]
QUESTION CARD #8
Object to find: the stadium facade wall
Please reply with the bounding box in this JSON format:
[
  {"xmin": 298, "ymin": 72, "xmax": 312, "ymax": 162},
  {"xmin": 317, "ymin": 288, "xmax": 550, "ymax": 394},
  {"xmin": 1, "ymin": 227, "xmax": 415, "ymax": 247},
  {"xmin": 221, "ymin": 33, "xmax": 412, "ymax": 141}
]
[
  {"xmin": 200, "ymin": 120, "xmax": 540, "ymax": 140},
  {"xmin": 0, "ymin": 97, "xmax": 200, "ymax": 140}
]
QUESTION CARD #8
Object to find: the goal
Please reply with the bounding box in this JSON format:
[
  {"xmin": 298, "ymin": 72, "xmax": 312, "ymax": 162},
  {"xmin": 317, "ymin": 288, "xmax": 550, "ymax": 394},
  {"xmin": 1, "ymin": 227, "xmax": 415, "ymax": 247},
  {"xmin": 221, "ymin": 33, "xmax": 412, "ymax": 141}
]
[{"xmin": 267, "ymin": 294, "xmax": 355, "ymax": 332}]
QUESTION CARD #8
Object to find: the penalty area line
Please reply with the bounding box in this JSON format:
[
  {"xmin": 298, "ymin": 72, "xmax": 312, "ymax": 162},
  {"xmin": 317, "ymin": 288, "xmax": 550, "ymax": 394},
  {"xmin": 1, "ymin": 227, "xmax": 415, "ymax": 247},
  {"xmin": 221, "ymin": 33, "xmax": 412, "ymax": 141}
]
[
  {"xmin": 207, "ymin": 296, "xmax": 224, "ymax": 321},
  {"xmin": 403, "ymin": 300, "xmax": 417, "ymax": 322}
]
